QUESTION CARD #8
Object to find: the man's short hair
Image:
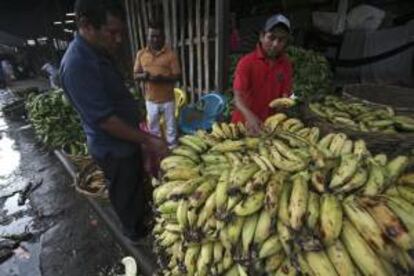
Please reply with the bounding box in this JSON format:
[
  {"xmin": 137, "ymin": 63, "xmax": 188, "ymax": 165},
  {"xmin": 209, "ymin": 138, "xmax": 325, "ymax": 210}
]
[{"xmin": 75, "ymin": 0, "xmax": 125, "ymax": 29}]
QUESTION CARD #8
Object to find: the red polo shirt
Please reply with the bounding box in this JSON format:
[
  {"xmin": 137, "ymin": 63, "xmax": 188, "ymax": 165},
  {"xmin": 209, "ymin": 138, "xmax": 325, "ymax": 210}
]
[{"xmin": 231, "ymin": 44, "xmax": 293, "ymax": 123}]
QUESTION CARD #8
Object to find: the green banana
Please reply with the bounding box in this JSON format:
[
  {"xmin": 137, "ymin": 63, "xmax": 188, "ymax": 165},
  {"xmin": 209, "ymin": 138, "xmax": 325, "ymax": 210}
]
[
  {"xmin": 253, "ymin": 208, "xmax": 273, "ymax": 246},
  {"xmin": 326, "ymin": 240, "xmax": 360, "ymax": 276},
  {"xmin": 329, "ymin": 154, "xmax": 359, "ymax": 189},
  {"xmin": 319, "ymin": 194, "xmax": 343, "ymax": 245},
  {"xmin": 289, "ymin": 171, "xmax": 310, "ymax": 231},
  {"xmin": 306, "ymin": 191, "xmax": 320, "ymax": 232},
  {"xmin": 242, "ymin": 213, "xmax": 259, "ymax": 255},
  {"xmin": 305, "ymin": 250, "xmax": 338, "ymax": 276},
  {"xmin": 341, "ymin": 220, "xmax": 388, "ymax": 276},
  {"xmin": 258, "ymin": 234, "xmax": 282, "ymax": 259},
  {"xmin": 233, "ymin": 190, "xmax": 265, "ymax": 216}
]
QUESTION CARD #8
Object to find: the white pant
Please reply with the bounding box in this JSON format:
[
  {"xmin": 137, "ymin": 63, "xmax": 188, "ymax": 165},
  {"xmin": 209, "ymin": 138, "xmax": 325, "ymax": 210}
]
[{"xmin": 146, "ymin": 101, "xmax": 177, "ymax": 146}]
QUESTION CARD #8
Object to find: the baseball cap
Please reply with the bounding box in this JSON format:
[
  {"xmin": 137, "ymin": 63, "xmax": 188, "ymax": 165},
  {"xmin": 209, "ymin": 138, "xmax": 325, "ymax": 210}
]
[{"xmin": 264, "ymin": 14, "xmax": 291, "ymax": 33}]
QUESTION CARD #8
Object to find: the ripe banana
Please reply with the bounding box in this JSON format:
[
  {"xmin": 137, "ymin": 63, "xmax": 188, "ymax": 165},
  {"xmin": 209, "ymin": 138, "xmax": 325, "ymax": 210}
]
[
  {"xmin": 319, "ymin": 194, "xmax": 343, "ymax": 245},
  {"xmin": 341, "ymin": 220, "xmax": 388, "ymax": 276},
  {"xmin": 258, "ymin": 234, "xmax": 282, "ymax": 259},
  {"xmin": 306, "ymin": 191, "xmax": 320, "ymax": 232},
  {"xmin": 172, "ymin": 146, "xmax": 201, "ymax": 162},
  {"xmin": 197, "ymin": 191, "xmax": 217, "ymax": 227},
  {"xmin": 329, "ymin": 153, "xmax": 359, "ymax": 189},
  {"xmin": 305, "ymin": 250, "xmax": 338, "ymax": 276},
  {"xmin": 253, "ymin": 208, "xmax": 273, "ymax": 246},
  {"xmin": 161, "ymin": 155, "xmax": 196, "ymax": 171},
  {"xmin": 242, "ymin": 213, "xmax": 259, "ymax": 255},
  {"xmin": 269, "ymin": 97, "xmax": 295, "ymax": 109},
  {"xmin": 233, "ymin": 190, "xmax": 265, "ymax": 216},
  {"xmin": 289, "ymin": 171, "xmax": 310, "ymax": 231},
  {"xmin": 326, "ymin": 239, "xmax": 360, "ymax": 276},
  {"xmin": 211, "ymin": 139, "xmax": 246, "ymax": 152},
  {"xmin": 211, "ymin": 122, "xmax": 226, "ymax": 139}
]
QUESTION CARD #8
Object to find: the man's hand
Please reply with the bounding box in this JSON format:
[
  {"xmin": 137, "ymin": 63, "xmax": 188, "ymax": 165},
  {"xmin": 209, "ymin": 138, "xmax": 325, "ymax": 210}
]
[
  {"xmin": 245, "ymin": 114, "xmax": 262, "ymax": 136},
  {"xmin": 143, "ymin": 135, "xmax": 169, "ymax": 177}
]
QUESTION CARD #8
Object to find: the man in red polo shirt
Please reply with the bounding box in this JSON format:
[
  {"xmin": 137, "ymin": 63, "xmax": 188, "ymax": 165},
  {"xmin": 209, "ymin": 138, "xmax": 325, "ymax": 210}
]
[{"xmin": 232, "ymin": 14, "xmax": 293, "ymax": 135}]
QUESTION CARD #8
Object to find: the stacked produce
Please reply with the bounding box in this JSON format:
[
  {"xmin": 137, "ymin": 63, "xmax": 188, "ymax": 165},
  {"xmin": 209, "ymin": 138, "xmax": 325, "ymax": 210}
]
[
  {"xmin": 309, "ymin": 95, "xmax": 414, "ymax": 133},
  {"xmin": 26, "ymin": 89, "xmax": 87, "ymax": 156},
  {"xmin": 287, "ymin": 46, "xmax": 333, "ymax": 101},
  {"xmin": 152, "ymin": 113, "xmax": 414, "ymax": 275}
]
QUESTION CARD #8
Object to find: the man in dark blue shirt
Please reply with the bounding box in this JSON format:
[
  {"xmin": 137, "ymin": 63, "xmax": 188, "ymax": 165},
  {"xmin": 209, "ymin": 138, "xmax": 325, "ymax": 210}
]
[{"xmin": 60, "ymin": 0, "xmax": 168, "ymax": 243}]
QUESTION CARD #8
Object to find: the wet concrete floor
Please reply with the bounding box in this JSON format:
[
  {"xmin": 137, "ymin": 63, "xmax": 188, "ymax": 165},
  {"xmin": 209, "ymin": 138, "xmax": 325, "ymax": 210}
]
[{"xmin": 0, "ymin": 87, "xmax": 126, "ymax": 275}]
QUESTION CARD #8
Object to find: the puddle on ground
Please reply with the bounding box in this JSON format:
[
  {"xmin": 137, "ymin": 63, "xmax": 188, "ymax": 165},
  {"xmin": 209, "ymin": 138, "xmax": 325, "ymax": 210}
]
[{"xmin": 0, "ymin": 116, "xmax": 21, "ymax": 187}]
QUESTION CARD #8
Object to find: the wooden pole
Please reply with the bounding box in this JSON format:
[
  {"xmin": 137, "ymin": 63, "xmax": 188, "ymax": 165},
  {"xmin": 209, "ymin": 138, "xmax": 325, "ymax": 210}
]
[
  {"xmin": 141, "ymin": 0, "xmax": 149, "ymax": 38},
  {"xmin": 196, "ymin": 0, "xmax": 203, "ymax": 97},
  {"xmin": 215, "ymin": 0, "xmax": 230, "ymax": 92},
  {"xmin": 203, "ymin": 0, "xmax": 211, "ymax": 92},
  {"xmin": 124, "ymin": 0, "xmax": 136, "ymax": 58},
  {"xmin": 136, "ymin": 0, "xmax": 145, "ymax": 49},
  {"xmin": 187, "ymin": 0, "xmax": 195, "ymax": 103},
  {"xmin": 172, "ymin": 0, "xmax": 178, "ymax": 51},
  {"xmin": 179, "ymin": 0, "xmax": 187, "ymax": 95}
]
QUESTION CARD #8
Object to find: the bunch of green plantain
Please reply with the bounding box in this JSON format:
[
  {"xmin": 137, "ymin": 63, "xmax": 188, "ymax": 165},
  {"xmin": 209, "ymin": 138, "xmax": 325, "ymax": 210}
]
[
  {"xmin": 26, "ymin": 89, "xmax": 87, "ymax": 156},
  {"xmin": 152, "ymin": 114, "xmax": 414, "ymax": 276},
  {"xmin": 309, "ymin": 95, "xmax": 414, "ymax": 133}
]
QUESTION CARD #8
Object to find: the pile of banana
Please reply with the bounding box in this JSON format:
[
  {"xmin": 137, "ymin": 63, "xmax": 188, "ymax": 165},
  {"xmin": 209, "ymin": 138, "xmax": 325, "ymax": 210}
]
[
  {"xmin": 152, "ymin": 113, "xmax": 414, "ymax": 276},
  {"xmin": 309, "ymin": 95, "xmax": 414, "ymax": 133},
  {"xmin": 26, "ymin": 89, "xmax": 87, "ymax": 156}
]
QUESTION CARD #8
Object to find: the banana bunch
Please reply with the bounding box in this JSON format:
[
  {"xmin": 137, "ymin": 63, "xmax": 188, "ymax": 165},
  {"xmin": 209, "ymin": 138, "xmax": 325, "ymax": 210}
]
[
  {"xmin": 309, "ymin": 95, "xmax": 414, "ymax": 133},
  {"xmin": 153, "ymin": 116, "xmax": 414, "ymax": 276},
  {"xmin": 26, "ymin": 89, "xmax": 87, "ymax": 156}
]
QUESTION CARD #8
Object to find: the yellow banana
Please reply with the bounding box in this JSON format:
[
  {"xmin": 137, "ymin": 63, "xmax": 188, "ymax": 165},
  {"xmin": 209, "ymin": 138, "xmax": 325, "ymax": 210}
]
[
  {"xmin": 307, "ymin": 127, "xmax": 320, "ymax": 144},
  {"xmin": 153, "ymin": 180, "xmax": 186, "ymax": 205},
  {"xmin": 189, "ymin": 179, "xmax": 216, "ymax": 208},
  {"xmin": 213, "ymin": 241, "xmax": 224, "ymax": 264},
  {"xmin": 328, "ymin": 133, "xmax": 347, "ymax": 156},
  {"xmin": 318, "ymin": 133, "xmax": 335, "ymax": 149},
  {"xmin": 387, "ymin": 155, "xmax": 409, "ymax": 182},
  {"xmin": 196, "ymin": 242, "xmax": 213, "ymax": 275},
  {"xmin": 385, "ymin": 196, "xmax": 414, "ymax": 239},
  {"xmin": 320, "ymin": 194, "xmax": 343, "ymax": 245},
  {"xmin": 171, "ymin": 146, "xmax": 201, "ymax": 162},
  {"xmin": 242, "ymin": 213, "xmax": 259, "ymax": 255},
  {"xmin": 160, "ymin": 155, "xmax": 196, "ymax": 171},
  {"xmin": 326, "ymin": 239, "xmax": 360, "ymax": 276},
  {"xmin": 221, "ymin": 122, "xmax": 234, "ymax": 139},
  {"xmin": 334, "ymin": 167, "xmax": 368, "ymax": 194},
  {"xmin": 226, "ymin": 215, "xmax": 245, "ymax": 248},
  {"xmin": 236, "ymin": 122, "xmax": 247, "ymax": 136},
  {"xmin": 158, "ymin": 200, "xmax": 180, "ymax": 214},
  {"xmin": 341, "ymin": 220, "xmax": 388, "ymax": 276},
  {"xmin": 273, "ymin": 139, "xmax": 303, "ymax": 162},
  {"xmin": 169, "ymin": 176, "xmax": 206, "ymax": 200},
  {"xmin": 265, "ymin": 251, "xmax": 286, "ymax": 273},
  {"xmin": 306, "ymin": 191, "xmax": 320, "ymax": 232},
  {"xmin": 224, "ymin": 152, "xmax": 242, "ymax": 166},
  {"xmin": 215, "ymin": 170, "xmax": 230, "ymax": 212},
  {"xmin": 270, "ymin": 146, "xmax": 306, "ymax": 172},
  {"xmin": 258, "ymin": 234, "xmax": 282, "ymax": 259},
  {"xmin": 179, "ymin": 135, "xmax": 207, "ymax": 153},
  {"xmin": 234, "ymin": 190, "xmax": 265, "ymax": 216},
  {"xmin": 163, "ymin": 166, "xmax": 200, "ymax": 181},
  {"xmin": 329, "ymin": 153, "xmax": 359, "ymax": 189},
  {"xmin": 211, "ymin": 122, "xmax": 226, "ymax": 139},
  {"xmin": 197, "ymin": 191, "xmax": 217, "ymax": 227},
  {"xmin": 228, "ymin": 163, "xmax": 260, "ymax": 192},
  {"xmin": 264, "ymin": 113, "xmax": 287, "ymax": 132},
  {"xmin": 229, "ymin": 123, "xmax": 239, "ymax": 139},
  {"xmin": 278, "ymin": 179, "xmax": 292, "ymax": 225},
  {"xmin": 310, "ymin": 170, "xmax": 326, "ymax": 193},
  {"xmin": 277, "ymin": 220, "xmax": 293, "ymax": 256},
  {"xmin": 249, "ymin": 151, "xmax": 269, "ymax": 171},
  {"xmin": 210, "ymin": 139, "xmax": 246, "ymax": 152},
  {"xmin": 398, "ymin": 173, "xmax": 414, "ymax": 186},
  {"xmin": 289, "ymin": 171, "xmax": 310, "ymax": 231},
  {"xmin": 201, "ymin": 153, "xmax": 229, "ymax": 164},
  {"xmin": 265, "ymin": 172, "xmax": 287, "ymax": 216},
  {"xmin": 353, "ymin": 139, "xmax": 369, "ymax": 159},
  {"xmin": 269, "ymin": 97, "xmax": 295, "ymax": 109},
  {"xmin": 373, "ymin": 153, "xmax": 388, "ymax": 166},
  {"xmin": 362, "ymin": 159, "xmax": 386, "ymax": 196},
  {"xmin": 184, "ymin": 245, "xmax": 201, "ymax": 275},
  {"xmin": 253, "ymin": 208, "xmax": 273, "ymax": 246},
  {"xmin": 281, "ymin": 118, "xmax": 303, "ymax": 132},
  {"xmin": 305, "ymin": 250, "xmax": 338, "ymax": 276},
  {"xmin": 176, "ymin": 199, "xmax": 189, "ymax": 229},
  {"xmin": 244, "ymin": 137, "xmax": 261, "ymax": 149},
  {"xmin": 342, "ymin": 196, "xmax": 396, "ymax": 259},
  {"xmin": 340, "ymin": 140, "xmax": 353, "ymax": 155},
  {"xmin": 396, "ymin": 186, "xmax": 414, "ymax": 203},
  {"xmin": 274, "ymin": 257, "xmax": 295, "ymax": 276},
  {"xmin": 296, "ymin": 127, "xmax": 311, "ymax": 138}
]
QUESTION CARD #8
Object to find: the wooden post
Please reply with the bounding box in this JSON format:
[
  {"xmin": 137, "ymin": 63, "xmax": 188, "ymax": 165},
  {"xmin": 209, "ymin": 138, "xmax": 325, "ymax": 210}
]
[
  {"xmin": 136, "ymin": 0, "xmax": 145, "ymax": 49},
  {"xmin": 187, "ymin": 0, "xmax": 195, "ymax": 103},
  {"xmin": 179, "ymin": 0, "xmax": 187, "ymax": 95},
  {"xmin": 196, "ymin": 0, "xmax": 203, "ymax": 97},
  {"xmin": 203, "ymin": 0, "xmax": 211, "ymax": 92},
  {"xmin": 162, "ymin": 0, "xmax": 171, "ymax": 46},
  {"xmin": 130, "ymin": 0, "xmax": 140, "ymax": 54},
  {"xmin": 172, "ymin": 0, "xmax": 178, "ymax": 50},
  {"xmin": 141, "ymin": 0, "xmax": 149, "ymax": 38},
  {"xmin": 124, "ymin": 0, "xmax": 136, "ymax": 58},
  {"xmin": 215, "ymin": 0, "xmax": 230, "ymax": 93}
]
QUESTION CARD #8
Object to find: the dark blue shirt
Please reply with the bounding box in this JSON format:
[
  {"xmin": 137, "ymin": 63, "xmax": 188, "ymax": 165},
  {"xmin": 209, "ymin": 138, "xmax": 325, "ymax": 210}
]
[{"xmin": 60, "ymin": 35, "xmax": 140, "ymax": 159}]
